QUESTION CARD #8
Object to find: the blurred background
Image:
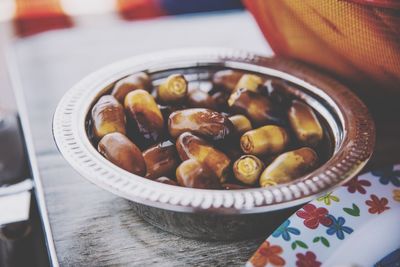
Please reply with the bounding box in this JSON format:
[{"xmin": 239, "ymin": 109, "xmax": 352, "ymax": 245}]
[
  {"xmin": 1, "ymin": 0, "xmax": 398, "ymax": 168},
  {"xmin": 0, "ymin": 0, "xmax": 247, "ymax": 110}
]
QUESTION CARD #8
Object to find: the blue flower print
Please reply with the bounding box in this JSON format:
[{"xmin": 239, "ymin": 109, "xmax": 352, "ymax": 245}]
[
  {"xmin": 272, "ymin": 219, "xmax": 300, "ymax": 241},
  {"xmin": 372, "ymin": 166, "xmax": 400, "ymax": 187},
  {"xmin": 325, "ymin": 215, "xmax": 353, "ymax": 240}
]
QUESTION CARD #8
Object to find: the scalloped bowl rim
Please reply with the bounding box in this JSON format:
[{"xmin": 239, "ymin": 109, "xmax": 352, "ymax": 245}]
[{"xmin": 52, "ymin": 48, "xmax": 375, "ymax": 214}]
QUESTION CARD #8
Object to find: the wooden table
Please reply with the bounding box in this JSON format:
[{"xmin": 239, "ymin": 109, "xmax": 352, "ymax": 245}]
[{"xmin": 13, "ymin": 11, "xmax": 271, "ymax": 266}]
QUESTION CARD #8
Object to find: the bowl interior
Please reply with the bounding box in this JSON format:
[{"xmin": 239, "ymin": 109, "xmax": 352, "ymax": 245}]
[{"xmin": 85, "ymin": 64, "xmax": 339, "ymax": 184}]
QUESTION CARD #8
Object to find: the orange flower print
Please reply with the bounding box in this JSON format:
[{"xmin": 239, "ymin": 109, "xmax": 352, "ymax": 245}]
[
  {"xmin": 365, "ymin": 194, "xmax": 390, "ymax": 214},
  {"xmin": 250, "ymin": 241, "xmax": 286, "ymax": 267},
  {"xmin": 393, "ymin": 189, "xmax": 400, "ymax": 202}
]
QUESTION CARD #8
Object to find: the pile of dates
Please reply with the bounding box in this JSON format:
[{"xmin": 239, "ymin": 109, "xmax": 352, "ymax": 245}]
[{"xmin": 90, "ymin": 70, "xmax": 327, "ymax": 189}]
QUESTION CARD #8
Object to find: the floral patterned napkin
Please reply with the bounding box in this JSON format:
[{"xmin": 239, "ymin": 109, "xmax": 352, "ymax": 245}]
[{"xmin": 246, "ymin": 165, "xmax": 400, "ymax": 267}]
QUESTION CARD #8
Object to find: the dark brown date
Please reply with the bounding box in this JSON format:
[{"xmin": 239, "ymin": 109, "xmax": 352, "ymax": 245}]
[
  {"xmin": 175, "ymin": 132, "xmax": 231, "ymax": 183},
  {"xmin": 91, "ymin": 95, "xmax": 126, "ymax": 139},
  {"xmin": 124, "ymin": 89, "xmax": 164, "ymax": 143},
  {"xmin": 228, "ymin": 88, "xmax": 284, "ymax": 125},
  {"xmin": 142, "ymin": 140, "xmax": 179, "ymax": 179},
  {"xmin": 176, "ymin": 159, "xmax": 221, "ymax": 189},
  {"xmin": 98, "ymin": 132, "xmax": 146, "ymax": 176},
  {"xmin": 168, "ymin": 108, "xmax": 234, "ymax": 141},
  {"xmin": 212, "ymin": 70, "xmax": 243, "ymax": 92},
  {"xmin": 111, "ymin": 72, "xmax": 151, "ymax": 103}
]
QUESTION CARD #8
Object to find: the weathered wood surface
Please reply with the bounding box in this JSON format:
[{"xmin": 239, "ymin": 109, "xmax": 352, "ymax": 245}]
[{"xmin": 14, "ymin": 12, "xmax": 271, "ymax": 266}]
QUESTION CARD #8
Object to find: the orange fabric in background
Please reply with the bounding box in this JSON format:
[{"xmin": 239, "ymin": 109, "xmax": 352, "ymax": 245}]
[
  {"xmin": 244, "ymin": 0, "xmax": 400, "ymax": 94},
  {"xmin": 245, "ymin": 0, "xmax": 400, "ymax": 166},
  {"xmin": 117, "ymin": 0, "xmax": 166, "ymax": 20},
  {"xmin": 14, "ymin": 0, "xmax": 72, "ymax": 37}
]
